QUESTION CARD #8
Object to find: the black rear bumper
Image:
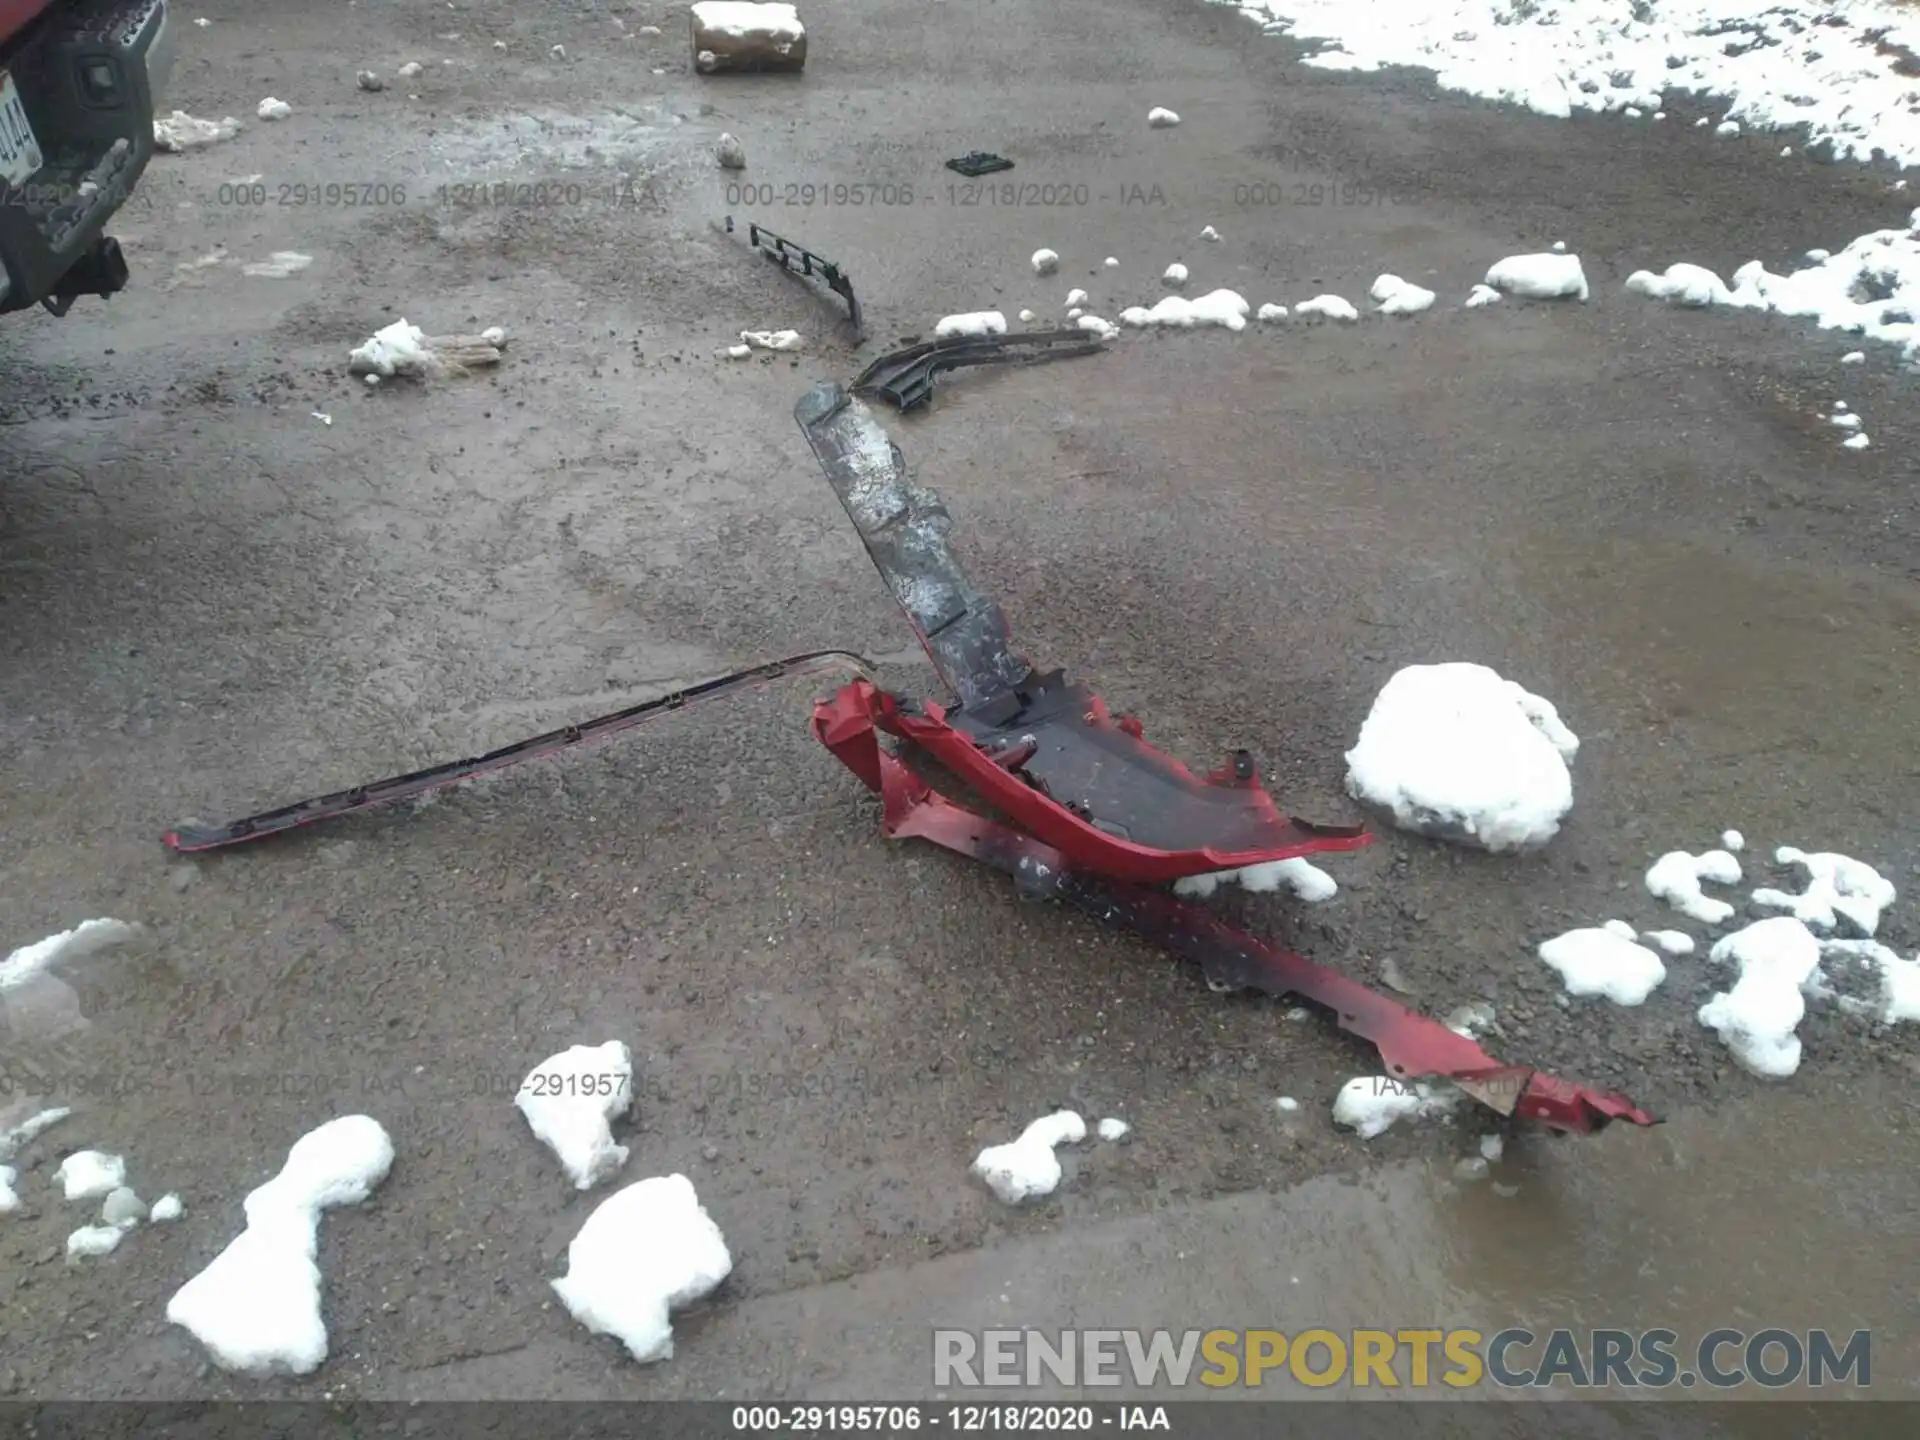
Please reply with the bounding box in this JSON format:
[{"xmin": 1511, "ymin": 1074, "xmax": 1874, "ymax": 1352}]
[{"xmin": 0, "ymin": 0, "xmax": 171, "ymax": 314}]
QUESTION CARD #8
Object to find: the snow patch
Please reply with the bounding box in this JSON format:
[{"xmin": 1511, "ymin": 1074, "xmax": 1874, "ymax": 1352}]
[
  {"xmin": 1642, "ymin": 929, "xmax": 1696, "ymax": 958},
  {"xmin": 1343, "ymin": 662, "xmax": 1579, "ymax": 852},
  {"xmin": 241, "ymin": 251, "xmax": 312, "ymax": 279},
  {"xmin": 1645, "ymin": 848, "xmax": 1743, "ymax": 925},
  {"xmin": 0, "ymin": 1107, "xmax": 72, "ymax": 1162},
  {"xmin": 972, "ymin": 1110, "xmax": 1086, "ymax": 1203},
  {"xmin": 934, "ymin": 311, "xmax": 1007, "ymax": 339},
  {"xmin": 1162, "ymin": 263, "xmax": 1188, "ymax": 286},
  {"xmin": 165, "ymin": 1116, "xmax": 393, "ymax": 1376},
  {"xmin": 1463, "ymin": 284, "xmax": 1502, "ymax": 308},
  {"xmin": 153, "ymin": 111, "xmax": 240, "ymax": 151},
  {"xmin": 1200, "ymin": 225, "xmax": 1221, "ymax": 242},
  {"xmin": 1221, "ymin": 2, "xmax": 1920, "ymax": 168},
  {"xmin": 1077, "ymin": 314, "xmax": 1119, "ymax": 340},
  {"xmin": 1096, "ymin": 1118, "xmax": 1130, "ymax": 1141},
  {"xmin": 1486, "ymin": 252, "xmax": 1588, "ymax": 300},
  {"xmin": 740, "ymin": 329, "xmax": 801, "ymax": 351},
  {"xmin": 256, "ymin": 98, "xmax": 292, "ymax": 121},
  {"xmin": 2, "ymin": 919, "xmax": 137, "ymax": 994},
  {"xmin": 1065, "ymin": 288, "xmax": 1089, "ymax": 308},
  {"xmin": 515, "ymin": 1041, "xmax": 634, "ymax": 1190},
  {"xmin": 1119, "ymin": 289, "xmax": 1250, "ymax": 331},
  {"xmin": 149, "ymin": 1193, "xmax": 185, "ymax": 1222},
  {"xmin": 69, "ymin": 1223, "xmax": 133, "ymax": 1258},
  {"xmin": 1371, "ymin": 273, "xmax": 1436, "ymax": 316},
  {"xmin": 1333, "ymin": 1077, "xmax": 1454, "ymax": 1139},
  {"xmin": 1752, "ymin": 847, "xmax": 1895, "ymax": 937},
  {"xmin": 1148, "ymin": 107, "xmax": 1180, "ymax": 127},
  {"xmin": 550, "ymin": 1174, "xmax": 733, "ymax": 1364},
  {"xmin": 1173, "ymin": 857, "xmax": 1337, "ymax": 903},
  {"xmin": 1295, "ymin": 293, "xmax": 1359, "ymax": 321},
  {"xmin": 1698, "ymin": 918, "xmax": 1822, "ymax": 1078},
  {"xmin": 54, "ymin": 1150, "xmax": 126, "ymax": 1201},
  {"xmin": 1721, "ymin": 829, "xmax": 1745, "ymax": 852},
  {"xmin": 1625, "ymin": 263, "xmax": 1733, "ymax": 308},
  {"xmin": 0, "ymin": 1166, "xmax": 17, "ymax": 1213},
  {"xmin": 1537, "ymin": 928, "xmax": 1667, "ymax": 1006},
  {"xmin": 1257, "ymin": 302, "xmax": 1288, "ymax": 321},
  {"xmin": 1032, "ymin": 249, "xmax": 1060, "ymax": 275},
  {"xmin": 692, "ymin": 2, "xmax": 805, "ymax": 42}
]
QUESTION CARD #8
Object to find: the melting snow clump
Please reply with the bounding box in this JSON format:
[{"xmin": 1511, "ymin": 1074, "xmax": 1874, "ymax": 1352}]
[
  {"xmin": 0, "ymin": 1107, "xmax": 72, "ymax": 1162},
  {"xmin": 1343, "ymin": 662, "xmax": 1580, "ymax": 852},
  {"xmin": 1697, "ymin": 918, "xmax": 1821, "ymax": 1078},
  {"xmin": 0, "ymin": 1166, "xmax": 18, "ymax": 1213},
  {"xmin": 1721, "ymin": 829, "xmax": 1744, "ymax": 852},
  {"xmin": 1645, "ymin": 848, "xmax": 1742, "ymax": 925},
  {"xmin": 149, "ymin": 1193, "xmax": 184, "ymax": 1222},
  {"xmin": 1017, "ymin": 309, "xmax": 1036, "ymax": 323},
  {"xmin": 1174, "ymin": 857, "xmax": 1337, "ymax": 903},
  {"xmin": 515, "ymin": 1041, "xmax": 634, "ymax": 1190},
  {"xmin": 2, "ymin": 919, "xmax": 137, "ymax": 991},
  {"xmin": 1625, "ymin": 263, "xmax": 1733, "ymax": 308},
  {"xmin": 153, "ymin": 111, "xmax": 240, "ymax": 151},
  {"xmin": 1486, "ymin": 252, "xmax": 1588, "ymax": 300},
  {"xmin": 1148, "ymin": 107, "xmax": 1180, "ymax": 127},
  {"xmin": 1096, "ymin": 1118, "xmax": 1130, "ymax": 1141},
  {"xmin": 1065, "ymin": 288, "xmax": 1089, "ymax": 308},
  {"xmin": 256, "ymin": 98, "xmax": 292, "ymax": 121},
  {"xmin": 1077, "ymin": 314, "xmax": 1119, "ymax": 340},
  {"xmin": 1295, "ymin": 293, "xmax": 1359, "ymax": 321},
  {"xmin": 54, "ymin": 1150, "xmax": 126, "ymax": 1201},
  {"xmin": 1162, "ymin": 263, "xmax": 1188, "ymax": 286},
  {"xmin": 972, "ymin": 1110, "xmax": 1086, "ymax": 1203},
  {"xmin": 1119, "ymin": 290, "xmax": 1249, "ymax": 332},
  {"xmin": 1032, "ymin": 249, "xmax": 1059, "ymax": 275},
  {"xmin": 1642, "ymin": 930, "xmax": 1696, "ymax": 957},
  {"xmin": 1537, "ymin": 928, "xmax": 1667, "ymax": 1006},
  {"xmin": 1371, "ymin": 274, "xmax": 1435, "ymax": 315},
  {"xmin": 1463, "ymin": 284, "xmax": 1502, "ymax": 308},
  {"xmin": 934, "ymin": 311, "xmax": 1007, "ymax": 339},
  {"xmin": 1257, "ymin": 302, "xmax": 1288, "ymax": 321},
  {"xmin": 1333, "ymin": 1077, "xmax": 1454, "ymax": 1139},
  {"xmin": 1752, "ymin": 847, "xmax": 1895, "ymax": 936},
  {"xmin": 349, "ymin": 319, "xmax": 434, "ymax": 377},
  {"xmin": 740, "ymin": 329, "xmax": 801, "ymax": 351},
  {"xmin": 550, "ymin": 1174, "xmax": 732, "ymax": 1364},
  {"xmin": 1200, "ymin": 225, "xmax": 1220, "ymax": 242},
  {"xmin": 165, "ymin": 1116, "xmax": 394, "ymax": 1375}
]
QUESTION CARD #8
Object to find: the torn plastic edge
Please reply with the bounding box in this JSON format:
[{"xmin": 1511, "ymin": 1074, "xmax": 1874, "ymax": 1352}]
[
  {"xmin": 723, "ymin": 215, "xmax": 863, "ymax": 339},
  {"xmin": 813, "ymin": 691, "xmax": 1658, "ymax": 1136}
]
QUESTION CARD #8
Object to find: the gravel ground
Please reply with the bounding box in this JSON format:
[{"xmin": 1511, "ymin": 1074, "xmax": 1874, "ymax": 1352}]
[{"xmin": 1, "ymin": 0, "xmax": 1917, "ymax": 1404}]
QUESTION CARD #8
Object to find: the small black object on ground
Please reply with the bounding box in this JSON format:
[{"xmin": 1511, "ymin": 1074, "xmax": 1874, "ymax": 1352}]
[
  {"xmin": 723, "ymin": 216, "xmax": 863, "ymax": 338},
  {"xmin": 946, "ymin": 153, "xmax": 1013, "ymax": 177},
  {"xmin": 852, "ymin": 330, "xmax": 1108, "ymax": 412}
]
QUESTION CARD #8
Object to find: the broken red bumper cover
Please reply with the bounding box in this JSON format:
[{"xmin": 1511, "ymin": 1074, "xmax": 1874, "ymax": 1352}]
[{"xmin": 797, "ymin": 382, "xmax": 1656, "ymax": 1135}]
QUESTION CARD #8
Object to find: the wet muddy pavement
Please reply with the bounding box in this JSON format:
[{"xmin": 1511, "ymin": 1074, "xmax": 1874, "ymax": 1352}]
[{"xmin": 2, "ymin": 0, "xmax": 1918, "ymax": 1409}]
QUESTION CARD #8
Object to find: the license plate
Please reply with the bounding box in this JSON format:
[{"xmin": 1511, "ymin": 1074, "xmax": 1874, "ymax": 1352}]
[{"xmin": 0, "ymin": 70, "xmax": 44, "ymax": 189}]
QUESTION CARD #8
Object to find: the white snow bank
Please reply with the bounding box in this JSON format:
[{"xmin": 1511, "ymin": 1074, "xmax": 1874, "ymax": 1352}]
[
  {"xmin": 1463, "ymin": 284, "xmax": 1501, "ymax": 308},
  {"xmin": 1642, "ymin": 929, "xmax": 1696, "ymax": 958},
  {"xmin": 1295, "ymin": 293, "xmax": 1358, "ymax": 321},
  {"xmin": 1257, "ymin": 302, "xmax": 1288, "ymax": 321},
  {"xmin": 972, "ymin": 1110, "xmax": 1086, "ymax": 1203},
  {"xmin": 1333, "ymin": 1077, "xmax": 1454, "ymax": 1139},
  {"xmin": 1371, "ymin": 273, "xmax": 1435, "ymax": 316},
  {"xmin": 1625, "ymin": 263, "xmax": 1733, "ymax": 308},
  {"xmin": 2, "ymin": 919, "xmax": 137, "ymax": 991},
  {"xmin": 692, "ymin": 2, "xmax": 804, "ymax": 41},
  {"xmin": 1486, "ymin": 252, "xmax": 1588, "ymax": 300},
  {"xmin": 1119, "ymin": 289, "xmax": 1249, "ymax": 331},
  {"xmin": 515, "ymin": 1041, "xmax": 634, "ymax": 1189},
  {"xmin": 153, "ymin": 111, "xmax": 240, "ymax": 152},
  {"xmin": 1222, "ymin": 1, "xmax": 1920, "ymax": 168},
  {"xmin": 1537, "ymin": 928, "xmax": 1666, "ymax": 1006},
  {"xmin": 1174, "ymin": 857, "xmax": 1337, "ymax": 903},
  {"xmin": 551, "ymin": 1174, "xmax": 732, "ymax": 1364},
  {"xmin": 1645, "ymin": 848, "xmax": 1742, "ymax": 925},
  {"xmin": 1620, "ymin": 213, "xmax": 1920, "ymax": 368},
  {"xmin": 1148, "ymin": 107, "xmax": 1180, "ymax": 127},
  {"xmin": 1032, "ymin": 249, "xmax": 1059, "ymax": 275},
  {"xmin": 54, "ymin": 1150, "xmax": 125, "ymax": 1201},
  {"xmin": 166, "ymin": 1116, "xmax": 393, "ymax": 1376},
  {"xmin": 740, "ymin": 329, "xmax": 801, "ymax": 351},
  {"xmin": 1752, "ymin": 847, "xmax": 1896, "ymax": 936},
  {"xmin": 257, "ymin": 98, "xmax": 292, "ymax": 121},
  {"xmin": 1163, "ymin": 263, "xmax": 1189, "ymax": 286},
  {"xmin": 934, "ymin": 311, "xmax": 1007, "ymax": 339},
  {"xmin": 1344, "ymin": 662, "xmax": 1579, "ymax": 852},
  {"xmin": 1698, "ymin": 917, "xmax": 1821, "ymax": 1078},
  {"xmin": 1097, "ymin": 1118, "xmax": 1131, "ymax": 1141}
]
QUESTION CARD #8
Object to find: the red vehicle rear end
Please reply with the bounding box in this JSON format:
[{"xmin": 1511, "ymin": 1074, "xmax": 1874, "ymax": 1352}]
[{"xmin": 0, "ymin": 0, "xmax": 172, "ymax": 316}]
